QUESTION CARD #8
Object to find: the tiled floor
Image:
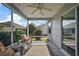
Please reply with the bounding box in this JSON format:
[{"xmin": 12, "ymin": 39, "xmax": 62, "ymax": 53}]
[{"xmin": 24, "ymin": 45, "xmax": 50, "ymax": 56}]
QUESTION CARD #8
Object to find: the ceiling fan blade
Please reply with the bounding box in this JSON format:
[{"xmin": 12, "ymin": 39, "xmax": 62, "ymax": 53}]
[
  {"xmin": 41, "ymin": 7, "xmax": 52, "ymax": 11},
  {"xmin": 26, "ymin": 5, "xmax": 36, "ymax": 8},
  {"xmin": 31, "ymin": 8, "xmax": 38, "ymax": 14},
  {"xmin": 40, "ymin": 9, "xmax": 44, "ymax": 16}
]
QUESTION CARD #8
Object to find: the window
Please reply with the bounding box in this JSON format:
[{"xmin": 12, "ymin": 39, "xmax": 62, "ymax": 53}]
[
  {"xmin": 48, "ymin": 21, "xmax": 52, "ymax": 34},
  {"xmin": 62, "ymin": 9, "xmax": 76, "ymax": 56}
]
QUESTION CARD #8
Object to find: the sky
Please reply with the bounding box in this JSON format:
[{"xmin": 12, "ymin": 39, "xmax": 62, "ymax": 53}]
[{"xmin": 0, "ymin": 4, "xmax": 47, "ymax": 27}]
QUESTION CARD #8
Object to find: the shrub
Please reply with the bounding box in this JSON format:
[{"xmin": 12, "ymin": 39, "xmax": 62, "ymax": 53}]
[
  {"xmin": 0, "ymin": 32, "xmax": 11, "ymax": 46},
  {"xmin": 34, "ymin": 30, "xmax": 42, "ymax": 40}
]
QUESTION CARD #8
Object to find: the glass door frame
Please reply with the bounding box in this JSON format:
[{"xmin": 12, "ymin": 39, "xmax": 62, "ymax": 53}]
[{"xmin": 61, "ymin": 4, "xmax": 79, "ymax": 56}]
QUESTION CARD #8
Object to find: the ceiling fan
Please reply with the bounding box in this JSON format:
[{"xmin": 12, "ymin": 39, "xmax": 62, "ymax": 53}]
[{"xmin": 26, "ymin": 3, "xmax": 52, "ymax": 16}]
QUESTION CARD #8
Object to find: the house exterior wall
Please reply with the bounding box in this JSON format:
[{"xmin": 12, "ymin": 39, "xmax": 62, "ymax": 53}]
[
  {"xmin": 51, "ymin": 3, "xmax": 77, "ymax": 48},
  {"xmin": 0, "ymin": 22, "xmax": 25, "ymax": 32},
  {"xmin": 36, "ymin": 23, "xmax": 48, "ymax": 35},
  {"xmin": 0, "ymin": 26, "xmax": 15, "ymax": 32}
]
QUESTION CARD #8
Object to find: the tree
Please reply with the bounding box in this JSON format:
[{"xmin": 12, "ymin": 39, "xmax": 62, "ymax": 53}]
[
  {"xmin": 14, "ymin": 29, "xmax": 24, "ymax": 44},
  {"xmin": 34, "ymin": 30, "xmax": 42, "ymax": 35},
  {"xmin": 26, "ymin": 23, "xmax": 36, "ymax": 35}
]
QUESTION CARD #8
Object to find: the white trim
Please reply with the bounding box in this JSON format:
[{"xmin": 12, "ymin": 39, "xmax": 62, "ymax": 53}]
[
  {"xmin": 11, "ymin": 10, "xmax": 14, "ymax": 44},
  {"xmin": 60, "ymin": 18, "xmax": 63, "ymax": 48},
  {"xmin": 61, "ymin": 4, "xmax": 79, "ymax": 16},
  {"xmin": 75, "ymin": 6, "xmax": 78, "ymax": 56}
]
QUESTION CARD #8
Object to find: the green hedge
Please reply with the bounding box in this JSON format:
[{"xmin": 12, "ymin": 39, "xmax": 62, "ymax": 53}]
[{"xmin": 0, "ymin": 32, "xmax": 11, "ymax": 46}]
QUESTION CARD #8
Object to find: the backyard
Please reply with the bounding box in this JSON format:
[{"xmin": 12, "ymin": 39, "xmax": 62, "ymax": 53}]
[{"xmin": 31, "ymin": 37, "xmax": 48, "ymax": 41}]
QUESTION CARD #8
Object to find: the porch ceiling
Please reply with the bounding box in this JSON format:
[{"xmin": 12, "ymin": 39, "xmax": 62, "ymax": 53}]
[{"xmin": 5, "ymin": 3, "xmax": 65, "ymax": 20}]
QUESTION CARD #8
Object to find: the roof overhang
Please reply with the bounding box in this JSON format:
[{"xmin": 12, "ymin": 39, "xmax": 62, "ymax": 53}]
[{"xmin": 3, "ymin": 3, "xmax": 65, "ymax": 20}]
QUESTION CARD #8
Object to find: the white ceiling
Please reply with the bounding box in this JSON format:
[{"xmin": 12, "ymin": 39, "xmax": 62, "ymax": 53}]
[{"xmin": 14, "ymin": 3, "xmax": 65, "ymax": 19}]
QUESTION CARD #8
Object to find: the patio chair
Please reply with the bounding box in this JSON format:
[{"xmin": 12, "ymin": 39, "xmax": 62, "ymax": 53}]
[
  {"xmin": 0, "ymin": 41, "xmax": 15, "ymax": 56},
  {"xmin": 0, "ymin": 34, "xmax": 32, "ymax": 56}
]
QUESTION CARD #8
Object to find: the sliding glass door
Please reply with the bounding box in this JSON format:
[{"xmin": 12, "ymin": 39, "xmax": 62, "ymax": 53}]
[{"xmin": 62, "ymin": 9, "xmax": 76, "ymax": 56}]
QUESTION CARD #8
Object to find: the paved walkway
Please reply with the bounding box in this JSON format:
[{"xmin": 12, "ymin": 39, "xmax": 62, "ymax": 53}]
[
  {"xmin": 32, "ymin": 41, "xmax": 46, "ymax": 45},
  {"xmin": 24, "ymin": 41, "xmax": 50, "ymax": 56}
]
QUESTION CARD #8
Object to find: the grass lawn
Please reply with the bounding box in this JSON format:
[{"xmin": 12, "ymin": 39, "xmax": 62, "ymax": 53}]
[{"xmin": 31, "ymin": 37, "xmax": 48, "ymax": 41}]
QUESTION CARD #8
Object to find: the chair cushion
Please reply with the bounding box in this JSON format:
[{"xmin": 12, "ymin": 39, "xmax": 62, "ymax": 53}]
[{"xmin": 2, "ymin": 48, "xmax": 15, "ymax": 56}]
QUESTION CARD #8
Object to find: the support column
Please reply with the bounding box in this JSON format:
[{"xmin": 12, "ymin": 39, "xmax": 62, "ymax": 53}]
[
  {"xmin": 11, "ymin": 10, "xmax": 13, "ymax": 44},
  {"xmin": 77, "ymin": 6, "xmax": 79, "ymax": 56},
  {"xmin": 27, "ymin": 19, "xmax": 29, "ymax": 37},
  {"xmin": 27, "ymin": 20, "xmax": 32, "ymax": 47}
]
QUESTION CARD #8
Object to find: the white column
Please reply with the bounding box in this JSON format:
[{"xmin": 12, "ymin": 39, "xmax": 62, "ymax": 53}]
[
  {"xmin": 27, "ymin": 19, "xmax": 29, "ymax": 37},
  {"xmin": 11, "ymin": 10, "xmax": 13, "ymax": 44}
]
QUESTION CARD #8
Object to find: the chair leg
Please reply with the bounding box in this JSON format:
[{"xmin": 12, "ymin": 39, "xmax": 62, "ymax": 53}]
[{"xmin": 20, "ymin": 47, "xmax": 23, "ymax": 56}]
